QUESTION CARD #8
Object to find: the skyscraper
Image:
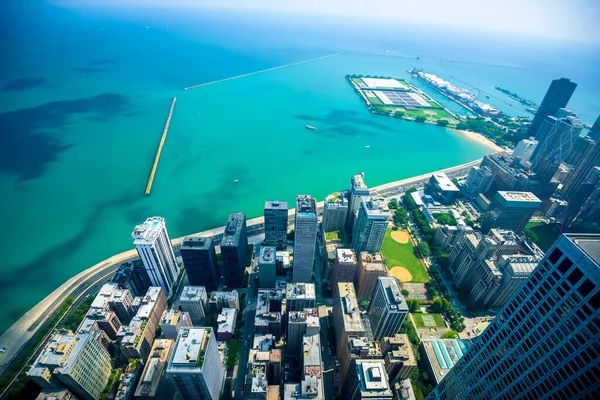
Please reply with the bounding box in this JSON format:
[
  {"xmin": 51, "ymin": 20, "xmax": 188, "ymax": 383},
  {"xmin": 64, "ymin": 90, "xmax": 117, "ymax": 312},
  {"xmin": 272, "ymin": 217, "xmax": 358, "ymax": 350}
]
[
  {"xmin": 564, "ymin": 134, "xmax": 594, "ymax": 166},
  {"xmin": 287, "ymin": 308, "xmax": 319, "ymax": 358},
  {"xmin": 134, "ymin": 339, "xmax": 177, "ymax": 400},
  {"xmin": 179, "ymin": 286, "xmax": 208, "ymax": 325},
  {"xmin": 351, "ymin": 197, "xmax": 390, "ymax": 254},
  {"xmin": 512, "ymin": 137, "xmax": 538, "ymax": 166},
  {"xmin": 368, "ymin": 277, "xmax": 409, "ymax": 341},
  {"xmin": 331, "ymin": 249, "xmax": 359, "ymax": 295},
  {"xmin": 428, "ymin": 234, "xmax": 600, "ymax": 400},
  {"xmin": 220, "ymin": 212, "xmax": 248, "ymax": 288},
  {"xmin": 528, "ymin": 78, "xmax": 577, "ymax": 137},
  {"xmin": 258, "ymin": 246, "xmax": 277, "ymax": 288},
  {"xmin": 561, "ymin": 134, "xmax": 600, "ymax": 200},
  {"xmin": 346, "ymin": 172, "xmax": 370, "ymax": 237},
  {"xmin": 264, "ymin": 201, "xmax": 288, "ymax": 250},
  {"xmin": 346, "ymin": 360, "xmax": 393, "ymax": 400},
  {"xmin": 167, "ymin": 328, "xmax": 225, "ymax": 400},
  {"xmin": 180, "ymin": 236, "xmax": 219, "ymax": 291},
  {"xmin": 564, "ymin": 166, "xmax": 600, "ymax": 228},
  {"xmin": 588, "ymin": 115, "xmax": 600, "ymax": 141},
  {"xmin": 286, "ymin": 283, "xmax": 316, "ymax": 312},
  {"xmin": 333, "ymin": 282, "xmax": 365, "ymax": 363},
  {"xmin": 111, "ymin": 260, "xmax": 152, "ymax": 297},
  {"xmin": 323, "ymin": 192, "xmax": 349, "ymax": 233},
  {"xmin": 480, "ymin": 191, "xmax": 541, "ymax": 233},
  {"xmin": 356, "ymin": 252, "xmax": 388, "ymax": 299},
  {"xmin": 293, "ymin": 195, "xmax": 318, "ymax": 282},
  {"xmin": 132, "ymin": 217, "xmax": 179, "ymax": 295},
  {"xmin": 462, "ymin": 165, "xmax": 494, "ymax": 198},
  {"xmin": 531, "ymin": 112, "xmax": 583, "ymax": 171}
]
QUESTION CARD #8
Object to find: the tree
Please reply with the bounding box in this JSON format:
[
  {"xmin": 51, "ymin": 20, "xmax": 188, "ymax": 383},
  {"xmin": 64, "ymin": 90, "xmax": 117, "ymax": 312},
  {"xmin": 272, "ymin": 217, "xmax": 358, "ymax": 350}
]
[
  {"xmin": 359, "ymin": 300, "xmax": 370, "ymax": 311},
  {"xmin": 401, "ymin": 289, "xmax": 410, "ymax": 297},
  {"xmin": 226, "ymin": 339, "xmax": 242, "ymax": 369},
  {"xmin": 408, "ymin": 300, "xmax": 420, "ymax": 312},
  {"xmin": 415, "ymin": 116, "xmax": 427, "ymax": 123},
  {"xmin": 388, "ymin": 198, "xmax": 399, "ymax": 209},
  {"xmin": 436, "ymin": 119, "xmax": 449, "ymax": 127},
  {"xmin": 417, "ymin": 241, "xmax": 431, "ymax": 258},
  {"xmin": 430, "ymin": 298, "xmax": 443, "ymax": 313},
  {"xmin": 287, "ymin": 229, "xmax": 294, "ymax": 240},
  {"xmin": 393, "ymin": 208, "xmax": 409, "ymax": 228},
  {"xmin": 441, "ymin": 330, "xmax": 458, "ymax": 339},
  {"xmin": 393, "ymin": 110, "xmax": 404, "ymax": 118}
]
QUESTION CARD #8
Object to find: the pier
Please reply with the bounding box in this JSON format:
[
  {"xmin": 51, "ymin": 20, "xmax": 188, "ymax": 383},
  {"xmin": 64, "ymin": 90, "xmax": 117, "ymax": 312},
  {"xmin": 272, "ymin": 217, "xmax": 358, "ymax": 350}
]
[
  {"xmin": 183, "ymin": 53, "xmax": 342, "ymax": 90},
  {"xmin": 145, "ymin": 97, "xmax": 176, "ymax": 195}
]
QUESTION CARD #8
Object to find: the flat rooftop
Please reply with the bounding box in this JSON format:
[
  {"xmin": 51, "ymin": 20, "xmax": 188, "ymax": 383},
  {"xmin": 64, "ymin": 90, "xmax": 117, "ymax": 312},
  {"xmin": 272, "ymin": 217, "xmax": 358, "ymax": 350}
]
[
  {"xmin": 379, "ymin": 277, "xmax": 409, "ymax": 311},
  {"xmin": 217, "ymin": 308, "xmax": 237, "ymax": 334},
  {"xmin": 221, "ymin": 212, "xmax": 246, "ymax": 246},
  {"xmin": 337, "ymin": 249, "xmax": 357, "ymax": 264},
  {"xmin": 286, "ymin": 283, "xmax": 316, "ymax": 300},
  {"xmin": 265, "ymin": 200, "xmax": 288, "ymax": 210},
  {"xmin": 566, "ymin": 234, "xmax": 600, "ymax": 266},
  {"xmin": 135, "ymin": 339, "xmax": 173, "ymax": 397},
  {"xmin": 496, "ymin": 191, "xmax": 541, "ymax": 203},
  {"xmin": 259, "ymin": 246, "xmax": 276, "ymax": 264},
  {"xmin": 181, "ymin": 236, "xmax": 213, "ymax": 250},
  {"xmin": 431, "ymin": 173, "xmax": 460, "ymax": 192},
  {"xmin": 180, "ymin": 286, "xmax": 206, "ymax": 302},
  {"xmin": 296, "ymin": 195, "xmax": 317, "ymax": 215},
  {"xmin": 337, "ymin": 282, "xmax": 365, "ymax": 333},
  {"xmin": 325, "ymin": 191, "xmax": 348, "ymax": 205},
  {"xmin": 132, "ymin": 217, "xmax": 166, "ymax": 243},
  {"xmin": 352, "ymin": 172, "xmax": 368, "ymax": 190},
  {"xmin": 356, "ymin": 360, "xmax": 392, "ymax": 395},
  {"xmin": 421, "ymin": 339, "xmax": 470, "ymax": 384},
  {"xmin": 363, "ymin": 197, "xmax": 391, "ymax": 217},
  {"xmin": 170, "ymin": 328, "xmax": 209, "ymax": 368}
]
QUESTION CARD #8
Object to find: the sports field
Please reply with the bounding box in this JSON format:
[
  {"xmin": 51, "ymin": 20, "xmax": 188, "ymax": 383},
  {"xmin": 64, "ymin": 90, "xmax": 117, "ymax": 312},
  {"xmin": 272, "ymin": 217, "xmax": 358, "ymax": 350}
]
[
  {"xmin": 413, "ymin": 313, "xmax": 446, "ymax": 328},
  {"xmin": 381, "ymin": 228, "xmax": 429, "ymax": 283}
]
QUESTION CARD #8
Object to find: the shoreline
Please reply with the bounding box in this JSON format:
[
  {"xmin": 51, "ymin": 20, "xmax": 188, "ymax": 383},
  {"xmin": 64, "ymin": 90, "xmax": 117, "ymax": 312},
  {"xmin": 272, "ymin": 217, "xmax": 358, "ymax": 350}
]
[{"xmin": 453, "ymin": 128, "xmax": 504, "ymax": 152}]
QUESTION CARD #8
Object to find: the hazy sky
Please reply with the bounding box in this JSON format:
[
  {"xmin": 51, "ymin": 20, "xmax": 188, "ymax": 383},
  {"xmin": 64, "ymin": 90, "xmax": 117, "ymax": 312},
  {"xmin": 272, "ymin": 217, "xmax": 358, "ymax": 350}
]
[{"xmin": 50, "ymin": 0, "xmax": 600, "ymax": 44}]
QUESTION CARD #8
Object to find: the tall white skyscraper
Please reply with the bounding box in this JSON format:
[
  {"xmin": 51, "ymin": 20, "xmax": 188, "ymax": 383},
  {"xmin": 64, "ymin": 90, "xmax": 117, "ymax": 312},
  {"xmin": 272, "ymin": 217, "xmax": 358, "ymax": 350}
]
[
  {"xmin": 132, "ymin": 217, "xmax": 179, "ymax": 295},
  {"xmin": 167, "ymin": 327, "xmax": 225, "ymax": 400},
  {"xmin": 428, "ymin": 234, "xmax": 600, "ymax": 400},
  {"xmin": 293, "ymin": 195, "xmax": 318, "ymax": 282},
  {"xmin": 368, "ymin": 277, "xmax": 409, "ymax": 341},
  {"xmin": 351, "ymin": 197, "xmax": 390, "ymax": 254}
]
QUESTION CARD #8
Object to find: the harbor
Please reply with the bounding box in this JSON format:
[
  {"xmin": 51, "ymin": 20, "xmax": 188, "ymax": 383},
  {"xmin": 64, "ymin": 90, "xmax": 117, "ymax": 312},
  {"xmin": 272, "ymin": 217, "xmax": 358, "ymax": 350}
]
[{"xmin": 145, "ymin": 97, "xmax": 177, "ymax": 195}]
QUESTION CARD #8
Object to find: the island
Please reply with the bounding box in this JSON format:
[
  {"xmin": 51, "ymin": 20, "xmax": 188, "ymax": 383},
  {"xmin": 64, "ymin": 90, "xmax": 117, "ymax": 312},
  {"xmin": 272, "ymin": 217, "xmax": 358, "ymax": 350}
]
[{"xmin": 346, "ymin": 74, "xmax": 460, "ymax": 127}]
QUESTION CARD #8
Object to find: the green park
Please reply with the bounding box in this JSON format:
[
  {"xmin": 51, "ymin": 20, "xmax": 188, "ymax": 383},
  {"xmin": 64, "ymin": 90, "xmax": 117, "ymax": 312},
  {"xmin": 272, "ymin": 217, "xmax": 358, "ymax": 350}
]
[{"xmin": 381, "ymin": 228, "xmax": 430, "ymax": 283}]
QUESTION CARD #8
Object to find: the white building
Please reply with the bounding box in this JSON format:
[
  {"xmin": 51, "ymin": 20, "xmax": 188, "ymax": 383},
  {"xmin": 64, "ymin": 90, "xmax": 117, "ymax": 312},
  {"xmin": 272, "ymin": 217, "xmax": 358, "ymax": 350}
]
[
  {"xmin": 179, "ymin": 286, "xmax": 208, "ymax": 325},
  {"xmin": 132, "ymin": 217, "xmax": 179, "ymax": 295},
  {"xmin": 167, "ymin": 328, "xmax": 225, "ymax": 400},
  {"xmin": 351, "ymin": 197, "xmax": 390, "ymax": 254},
  {"xmin": 512, "ymin": 137, "xmax": 538, "ymax": 166}
]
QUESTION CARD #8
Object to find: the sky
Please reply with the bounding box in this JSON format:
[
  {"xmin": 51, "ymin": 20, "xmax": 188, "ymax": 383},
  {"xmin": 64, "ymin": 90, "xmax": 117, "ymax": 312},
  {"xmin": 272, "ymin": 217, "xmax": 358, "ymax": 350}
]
[{"xmin": 48, "ymin": 0, "xmax": 600, "ymax": 44}]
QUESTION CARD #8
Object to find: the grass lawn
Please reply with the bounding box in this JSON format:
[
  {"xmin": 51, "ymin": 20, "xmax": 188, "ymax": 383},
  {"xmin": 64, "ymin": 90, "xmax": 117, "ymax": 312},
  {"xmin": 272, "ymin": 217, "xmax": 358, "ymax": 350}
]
[
  {"xmin": 325, "ymin": 230, "xmax": 344, "ymax": 241},
  {"xmin": 352, "ymin": 77, "xmax": 364, "ymax": 84},
  {"xmin": 524, "ymin": 221, "xmax": 560, "ymax": 252},
  {"xmin": 367, "ymin": 96, "xmax": 383, "ymax": 105},
  {"xmin": 412, "ymin": 313, "xmax": 446, "ymax": 328},
  {"xmin": 381, "ymin": 228, "xmax": 429, "ymax": 283}
]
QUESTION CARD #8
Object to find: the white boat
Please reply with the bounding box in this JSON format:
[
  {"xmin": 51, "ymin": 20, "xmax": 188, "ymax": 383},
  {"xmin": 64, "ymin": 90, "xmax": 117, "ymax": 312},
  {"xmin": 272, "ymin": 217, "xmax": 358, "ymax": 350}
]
[
  {"xmin": 305, "ymin": 125, "xmax": 316, "ymax": 130},
  {"xmin": 233, "ymin": 179, "xmax": 239, "ymax": 183},
  {"xmin": 365, "ymin": 145, "xmax": 370, "ymax": 149}
]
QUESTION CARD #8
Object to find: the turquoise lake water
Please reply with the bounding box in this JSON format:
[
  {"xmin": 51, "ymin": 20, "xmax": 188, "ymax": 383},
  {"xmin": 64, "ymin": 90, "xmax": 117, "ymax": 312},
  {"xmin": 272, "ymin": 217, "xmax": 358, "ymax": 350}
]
[{"xmin": 0, "ymin": 2, "xmax": 598, "ymax": 332}]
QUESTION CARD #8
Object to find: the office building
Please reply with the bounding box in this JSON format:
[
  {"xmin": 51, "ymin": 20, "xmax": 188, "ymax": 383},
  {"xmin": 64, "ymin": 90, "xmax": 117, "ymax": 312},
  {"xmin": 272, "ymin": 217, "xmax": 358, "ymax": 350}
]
[
  {"xmin": 167, "ymin": 328, "xmax": 225, "ymax": 400},
  {"xmin": 221, "ymin": 212, "xmax": 248, "ymax": 288},
  {"xmin": 35, "ymin": 389, "xmax": 77, "ymax": 400},
  {"xmin": 287, "ymin": 308, "xmax": 319, "ymax": 358},
  {"xmin": 29, "ymin": 330, "xmax": 112, "ymax": 400},
  {"xmin": 428, "ymin": 234, "xmax": 600, "ymax": 399},
  {"xmin": 480, "ymin": 152, "xmax": 540, "ymax": 196},
  {"xmin": 564, "ymin": 134, "xmax": 594, "ymax": 166},
  {"xmin": 300, "ymin": 334, "xmax": 324, "ymax": 399},
  {"xmin": 346, "ymin": 172, "xmax": 371, "ymax": 237},
  {"xmin": 420, "ymin": 339, "xmax": 470, "ymax": 385},
  {"xmin": 248, "ymin": 334, "xmax": 282, "ymax": 387},
  {"xmin": 286, "ymin": 283, "xmax": 316, "ymax": 312},
  {"xmin": 107, "ymin": 287, "xmax": 135, "ymax": 326},
  {"xmin": 323, "ymin": 191, "xmax": 349, "ymax": 233},
  {"xmin": 434, "ymin": 224, "xmax": 474, "ymax": 253},
  {"xmin": 346, "ymin": 360, "xmax": 393, "ymax": 400},
  {"xmin": 512, "ymin": 137, "xmax": 538, "ymax": 166},
  {"xmin": 356, "ymin": 252, "xmax": 388, "ymax": 299},
  {"xmin": 179, "ymin": 286, "xmax": 208, "ymax": 324},
  {"xmin": 216, "ymin": 308, "xmax": 237, "ymax": 341},
  {"xmin": 333, "ymin": 282, "xmax": 366, "ymax": 383},
  {"xmin": 132, "ymin": 217, "xmax": 179, "ymax": 295},
  {"xmin": 351, "ymin": 197, "xmax": 390, "ymax": 254},
  {"xmin": 160, "ymin": 310, "xmax": 192, "ymax": 340},
  {"xmin": 264, "ymin": 201, "xmax": 289, "ymax": 250},
  {"xmin": 531, "ymin": 112, "xmax": 583, "ymax": 172},
  {"xmin": 589, "ymin": 115, "xmax": 600, "ymax": 141},
  {"xmin": 528, "ymin": 77, "xmax": 577, "ymax": 136},
  {"xmin": 339, "ymin": 336, "xmax": 382, "ymax": 386},
  {"xmin": 134, "ymin": 339, "xmax": 177, "ymax": 400},
  {"xmin": 111, "ymin": 260, "xmax": 152, "ymax": 297},
  {"xmin": 379, "ymin": 334, "xmax": 417, "ymax": 382},
  {"xmin": 259, "ymin": 246, "xmax": 277, "ymax": 288},
  {"xmin": 332, "ymin": 249, "xmax": 359, "ymax": 294},
  {"xmin": 462, "ymin": 165, "xmax": 494, "ymax": 198},
  {"xmin": 293, "ymin": 195, "xmax": 319, "ymax": 282},
  {"xmin": 426, "ymin": 172, "xmax": 460, "ymax": 204},
  {"xmin": 255, "ymin": 288, "xmax": 284, "ymax": 337},
  {"xmin": 368, "ymin": 277, "xmax": 409, "ymax": 341},
  {"xmin": 209, "ymin": 290, "xmax": 239, "ymax": 313},
  {"xmin": 480, "ymin": 191, "xmax": 541, "ymax": 233},
  {"xmin": 245, "ymin": 362, "xmax": 269, "ymax": 400},
  {"xmin": 180, "ymin": 236, "xmax": 219, "ymax": 291}
]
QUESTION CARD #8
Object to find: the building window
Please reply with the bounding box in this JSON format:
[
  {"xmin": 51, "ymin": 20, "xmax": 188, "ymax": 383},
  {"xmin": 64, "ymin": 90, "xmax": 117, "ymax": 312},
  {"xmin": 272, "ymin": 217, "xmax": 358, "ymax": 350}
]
[
  {"xmin": 577, "ymin": 279, "xmax": 595, "ymax": 298},
  {"xmin": 567, "ymin": 268, "xmax": 584, "ymax": 286},
  {"xmin": 548, "ymin": 247, "xmax": 563, "ymax": 264},
  {"xmin": 557, "ymin": 257, "xmax": 573, "ymax": 274}
]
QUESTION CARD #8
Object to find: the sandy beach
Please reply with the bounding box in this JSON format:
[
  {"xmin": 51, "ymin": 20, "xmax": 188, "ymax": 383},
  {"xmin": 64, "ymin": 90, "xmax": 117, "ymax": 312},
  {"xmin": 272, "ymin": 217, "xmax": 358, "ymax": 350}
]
[{"xmin": 454, "ymin": 129, "xmax": 504, "ymax": 152}]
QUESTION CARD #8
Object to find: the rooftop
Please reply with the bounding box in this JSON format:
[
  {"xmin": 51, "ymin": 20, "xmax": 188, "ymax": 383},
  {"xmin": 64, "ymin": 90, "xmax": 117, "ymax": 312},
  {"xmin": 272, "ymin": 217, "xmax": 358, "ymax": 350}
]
[
  {"xmin": 181, "ymin": 236, "xmax": 213, "ymax": 250},
  {"xmin": 337, "ymin": 249, "xmax": 357, "ymax": 264},
  {"xmin": 431, "ymin": 173, "xmax": 460, "ymax": 192},
  {"xmin": 296, "ymin": 195, "xmax": 317, "ymax": 215},
  {"xmin": 170, "ymin": 328, "xmax": 210, "ymax": 369},
  {"xmin": 378, "ymin": 277, "xmax": 409, "ymax": 311},
  {"xmin": 160, "ymin": 309, "xmax": 186, "ymax": 327},
  {"xmin": 276, "ymin": 251, "xmax": 291, "ymax": 269},
  {"xmin": 286, "ymin": 282, "xmax": 316, "ymax": 300},
  {"xmin": 498, "ymin": 254, "xmax": 538, "ymax": 276},
  {"xmin": 566, "ymin": 234, "xmax": 600, "ymax": 266},
  {"xmin": 30, "ymin": 330, "xmax": 77, "ymax": 371},
  {"xmin": 132, "ymin": 217, "xmax": 167, "ymax": 243},
  {"xmin": 496, "ymin": 191, "xmax": 542, "ymax": 204},
  {"xmin": 221, "ymin": 212, "xmax": 246, "ymax": 246},
  {"xmin": 325, "ymin": 191, "xmax": 348, "ymax": 205},
  {"xmin": 265, "ymin": 200, "xmax": 289, "ymax": 210},
  {"xmin": 217, "ymin": 308, "xmax": 237, "ymax": 334},
  {"xmin": 352, "ymin": 172, "xmax": 368, "ymax": 190},
  {"xmin": 135, "ymin": 339, "xmax": 173, "ymax": 397},
  {"xmin": 180, "ymin": 286, "xmax": 206, "ymax": 302},
  {"xmin": 421, "ymin": 339, "xmax": 471, "ymax": 384},
  {"xmin": 337, "ymin": 283, "xmax": 365, "ymax": 333},
  {"xmin": 259, "ymin": 246, "xmax": 276, "ymax": 264},
  {"xmin": 362, "ymin": 197, "xmax": 391, "ymax": 218},
  {"xmin": 359, "ymin": 252, "xmax": 384, "ymax": 265},
  {"xmin": 356, "ymin": 360, "xmax": 392, "ymax": 394}
]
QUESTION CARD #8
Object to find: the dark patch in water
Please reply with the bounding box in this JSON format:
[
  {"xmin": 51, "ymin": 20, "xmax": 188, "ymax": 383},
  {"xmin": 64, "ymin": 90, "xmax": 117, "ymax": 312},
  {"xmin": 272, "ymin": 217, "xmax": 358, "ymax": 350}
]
[
  {"xmin": 89, "ymin": 59, "xmax": 117, "ymax": 66},
  {"xmin": 174, "ymin": 206, "xmax": 222, "ymax": 237},
  {"xmin": 0, "ymin": 93, "xmax": 129, "ymax": 181},
  {"xmin": 296, "ymin": 109, "xmax": 389, "ymax": 136},
  {"xmin": 71, "ymin": 67, "xmax": 107, "ymax": 74},
  {"xmin": 3, "ymin": 77, "xmax": 46, "ymax": 91},
  {"xmin": 302, "ymin": 149, "xmax": 315, "ymax": 156}
]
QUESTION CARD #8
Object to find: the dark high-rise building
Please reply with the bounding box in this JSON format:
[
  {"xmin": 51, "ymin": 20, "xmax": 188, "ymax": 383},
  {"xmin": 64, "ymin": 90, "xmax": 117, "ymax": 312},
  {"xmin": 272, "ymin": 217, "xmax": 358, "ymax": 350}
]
[
  {"xmin": 531, "ymin": 112, "xmax": 583, "ymax": 171},
  {"xmin": 562, "ymin": 133, "xmax": 600, "ymax": 200},
  {"xmin": 588, "ymin": 115, "xmax": 600, "ymax": 141},
  {"xmin": 180, "ymin": 236, "xmax": 219, "ymax": 291},
  {"xmin": 528, "ymin": 78, "xmax": 577, "ymax": 137},
  {"xmin": 220, "ymin": 213, "xmax": 248, "ymax": 288},
  {"xmin": 564, "ymin": 135, "xmax": 594, "ymax": 166},
  {"xmin": 427, "ymin": 234, "xmax": 600, "ymax": 400},
  {"xmin": 566, "ymin": 167, "xmax": 600, "ymax": 228},
  {"xmin": 480, "ymin": 191, "xmax": 542, "ymax": 233},
  {"xmin": 264, "ymin": 201, "xmax": 288, "ymax": 250},
  {"xmin": 293, "ymin": 195, "xmax": 318, "ymax": 282},
  {"xmin": 346, "ymin": 172, "xmax": 370, "ymax": 238},
  {"xmin": 368, "ymin": 277, "xmax": 409, "ymax": 341},
  {"xmin": 111, "ymin": 260, "xmax": 152, "ymax": 297}
]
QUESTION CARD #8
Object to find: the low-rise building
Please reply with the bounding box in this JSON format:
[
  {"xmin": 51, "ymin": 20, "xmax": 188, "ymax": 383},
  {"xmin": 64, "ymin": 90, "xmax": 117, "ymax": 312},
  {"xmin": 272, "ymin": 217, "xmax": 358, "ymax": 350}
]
[
  {"xmin": 332, "ymin": 249, "xmax": 359, "ymax": 295},
  {"xmin": 134, "ymin": 339, "xmax": 176, "ymax": 400},
  {"xmin": 379, "ymin": 334, "xmax": 417, "ymax": 382},
  {"xmin": 209, "ymin": 290, "xmax": 239, "ymax": 313},
  {"xmin": 159, "ymin": 310, "xmax": 192, "ymax": 340},
  {"xmin": 216, "ymin": 308, "xmax": 237, "ymax": 341},
  {"xmin": 35, "ymin": 389, "xmax": 77, "ymax": 400},
  {"xmin": 426, "ymin": 173, "xmax": 460, "ymax": 204},
  {"xmin": 419, "ymin": 339, "xmax": 472, "ymax": 384},
  {"xmin": 356, "ymin": 252, "xmax": 387, "ymax": 299},
  {"xmin": 346, "ymin": 360, "xmax": 393, "ymax": 400}
]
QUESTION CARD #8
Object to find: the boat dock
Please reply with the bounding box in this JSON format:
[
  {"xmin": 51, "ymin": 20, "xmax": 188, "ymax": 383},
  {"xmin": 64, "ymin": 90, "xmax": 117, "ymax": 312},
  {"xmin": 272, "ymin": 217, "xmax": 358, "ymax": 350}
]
[{"xmin": 145, "ymin": 97, "xmax": 176, "ymax": 195}]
